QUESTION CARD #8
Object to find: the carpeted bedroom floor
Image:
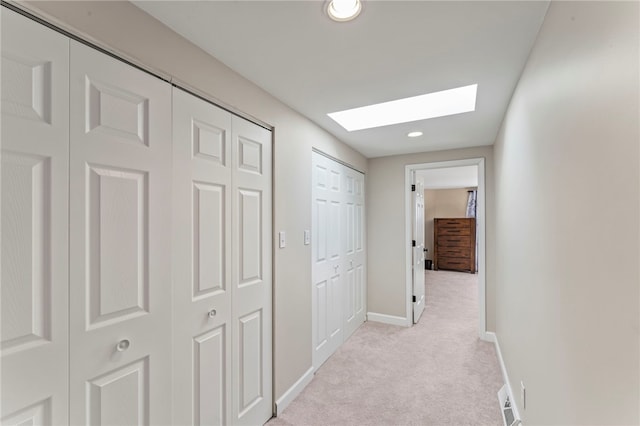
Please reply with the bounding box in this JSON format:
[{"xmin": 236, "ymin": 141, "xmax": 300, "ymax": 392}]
[{"xmin": 267, "ymin": 270, "xmax": 504, "ymax": 426}]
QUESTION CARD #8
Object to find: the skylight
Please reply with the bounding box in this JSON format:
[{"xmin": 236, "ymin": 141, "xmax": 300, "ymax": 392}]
[{"xmin": 327, "ymin": 84, "xmax": 478, "ymax": 132}]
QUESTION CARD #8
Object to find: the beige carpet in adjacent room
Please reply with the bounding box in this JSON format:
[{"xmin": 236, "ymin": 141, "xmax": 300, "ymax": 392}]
[{"xmin": 267, "ymin": 270, "xmax": 504, "ymax": 426}]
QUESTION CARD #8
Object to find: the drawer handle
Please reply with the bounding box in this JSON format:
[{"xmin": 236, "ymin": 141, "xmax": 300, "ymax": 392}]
[
  {"xmin": 116, "ymin": 339, "xmax": 130, "ymax": 352},
  {"xmin": 208, "ymin": 309, "xmax": 217, "ymax": 319}
]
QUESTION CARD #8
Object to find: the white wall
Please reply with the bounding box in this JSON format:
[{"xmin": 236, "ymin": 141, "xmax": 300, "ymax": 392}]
[
  {"xmin": 494, "ymin": 1, "xmax": 639, "ymax": 423},
  {"xmin": 22, "ymin": 0, "xmax": 368, "ymax": 402},
  {"xmin": 367, "ymin": 147, "xmax": 495, "ymax": 330}
]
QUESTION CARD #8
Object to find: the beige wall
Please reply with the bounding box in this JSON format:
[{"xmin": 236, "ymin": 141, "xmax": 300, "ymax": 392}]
[
  {"xmin": 493, "ymin": 1, "xmax": 639, "ymax": 423},
  {"xmin": 423, "ymin": 188, "xmax": 475, "ymax": 259},
  {"xmin": 22, "ymin": 1, "xmax": 368, "ymax": 402},
  {"xmin": 367, "ymin": 147, "xmax": 494, "ymax": 331}
]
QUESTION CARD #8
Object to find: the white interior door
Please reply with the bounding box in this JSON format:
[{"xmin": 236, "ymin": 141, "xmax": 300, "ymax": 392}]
[
  {"xmin": 1, "ymin": 9, "xmax": 70, "ymax": 425},
  {"xmin": 172, "ymin": 88, "xmax": 233, "ymax": 426},
  {"xmin": 412, "ymin": 177, "xmax": 426, "ymax": 323},
  {"xmin": 68, "ymin": 40, "xmax": 172, "ymax": 425},
  {"xmin": 231, "ymin": 115, "xmax": 272, "ymax": 426}
]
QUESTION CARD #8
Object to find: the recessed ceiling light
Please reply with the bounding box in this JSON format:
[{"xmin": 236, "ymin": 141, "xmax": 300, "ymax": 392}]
[
  {"xmin": 328, "ymin": 84, "xmax": 478, "ymax": 132},
  {"xmin": 408, "ymin": 131, "xmax": 423, "ymax": 138},
  {"xmin": 327, "ymin": 0, "xmax": 362, "ymax": 22}
]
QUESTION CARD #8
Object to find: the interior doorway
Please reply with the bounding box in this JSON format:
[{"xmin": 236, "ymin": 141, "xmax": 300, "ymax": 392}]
[{"xmin": 405, "ymin": 158, "xmax": 489, "ymax": 340}]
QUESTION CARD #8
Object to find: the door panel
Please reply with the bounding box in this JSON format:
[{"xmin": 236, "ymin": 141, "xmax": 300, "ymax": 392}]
[
  {"xmin": 1, "ymin": 9, "xmax": 69, "ymax": 425},
  {"xmin": 87, "ymin": 165, "xmax": 148, "ymax": 327},
  {"xmin": 231, "ymin": 116, "xmax": 272, "ymax": 426},
  {"xmin": 87, "ymin": 358, "xmax": 149, "ymax": 426},
  {"xmin": 172, "ymin": 88, "xmax": 232, "ymax": 426},
  {"xmin": 69, "ymin": 40, "xmax": 172, "ymax": 425},
  {"xmin": 193, "ymin": 183, "xmax": 226, "ymax": 298},
  {"xmin": 238, "ymin": 189, "xmax": 263, "ymax": 285},
  {"xmin": 413, "ymin": 178, "xmax": 426, "ymax": 323},
  {"xmin": 193, "ymin": 326, "xmax": 226, "ymax": 426},
  {"xmin": 311, "ymin": 153, "xmax": 343, "ymax": 369},
  {"xmin": 238, "ymin": 310, "xmax": 263, "ymax": 415},
  {"xmin": 343, "ymin": 167, "xmax": 366, "ymax": 339}
]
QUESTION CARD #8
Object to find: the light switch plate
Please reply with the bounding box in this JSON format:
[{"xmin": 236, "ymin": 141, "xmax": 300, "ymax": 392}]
[
  {"xmin": 279, "ymin": 231, "xmax": 286, "ymax": 248},
  {"xmin": 304, "ymin": 230, "xmax": 310, "ymax": 245}
]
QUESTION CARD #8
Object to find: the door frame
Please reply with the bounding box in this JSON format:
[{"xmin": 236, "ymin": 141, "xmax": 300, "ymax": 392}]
[{"xmin": 404, "ymin": 157, "xmax": 489, "ymax": 340}]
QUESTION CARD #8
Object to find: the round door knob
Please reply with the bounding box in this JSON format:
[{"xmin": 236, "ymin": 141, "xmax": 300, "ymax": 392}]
[
  {"xmin": 208, "ymin": 309, "xmax": 217, "ymax": 319},
  {"xmin": 116, "ymin": 339, "xmax": 130, "ymax": 352}
]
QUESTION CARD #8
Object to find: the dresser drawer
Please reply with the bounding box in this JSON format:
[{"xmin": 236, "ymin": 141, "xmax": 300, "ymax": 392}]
[
  {"xmin": 438, "ymin": 257, "xmax": 472, "ymax": 271},
  {"xmin": 437, "ymin": 226, "xmax": 471, "ymax": 236},
  {"xmin": 435, "ymin": 218, "xmax": 471, "ymax": 228},
  {"xmin": 437, "ymin": 236, "xmax": 470, "ymax": 247},
  {"xmin": 437, "ymin": 247, "xmax": 470, "ymax": 258}
]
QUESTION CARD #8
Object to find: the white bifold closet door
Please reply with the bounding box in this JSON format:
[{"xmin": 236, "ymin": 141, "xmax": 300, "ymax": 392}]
[
  {"xmin": 172, "ymin": 88, "xmax": 272, "ymax": 426},
  {"xmin": 311, "ymin": 152, "xmax": 365, "ymax": 370},
  {"xmin": 1, "ymin": 10, "xmax": 70, "ymax": 425},
  {"xmin": 68, "ymin": 41, "xmax": 173, "ymax": 425},
  {"xmin": 2, "ymin": 9, "xmax": 273, "ymax": 426}
]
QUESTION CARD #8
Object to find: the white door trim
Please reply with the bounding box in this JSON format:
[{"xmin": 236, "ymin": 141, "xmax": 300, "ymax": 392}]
[{"xmin": 404, "ymin": 158, "xmax": 489, "ymax": 339}]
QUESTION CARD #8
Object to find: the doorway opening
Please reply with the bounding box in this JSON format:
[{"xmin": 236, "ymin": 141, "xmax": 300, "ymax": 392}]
[{"xmin": 405, "ymin": 158, "xmax": 489, "ymax": 340}]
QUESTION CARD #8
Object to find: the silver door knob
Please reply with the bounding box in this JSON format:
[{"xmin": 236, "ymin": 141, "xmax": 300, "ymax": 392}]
[
  {"xmin": 116, "ymin": 339, "xmax": 130, "ymax": 352},
  {"xmin": 208, "ymin": 309, "xmax": 217, "ymax": 318}
]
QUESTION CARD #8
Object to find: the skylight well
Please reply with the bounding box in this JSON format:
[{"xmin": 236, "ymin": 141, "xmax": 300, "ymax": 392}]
[{"xmin": 328, "ymin": 84, "xmax": 478, "ymax": 132}]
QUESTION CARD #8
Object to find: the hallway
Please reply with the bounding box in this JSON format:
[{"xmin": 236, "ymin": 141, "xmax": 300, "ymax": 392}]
[{"xmin": 269, "ymin": 270, "xmax": 503, "ymax": 425}]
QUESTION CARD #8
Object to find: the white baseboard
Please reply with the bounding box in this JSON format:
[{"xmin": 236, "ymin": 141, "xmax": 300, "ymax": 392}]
[
  {"xmin": 274, "ymin": 366, "xmax": 314, "ymax": 416},
  {"xmin": 481, "ymin": 331, "xmax": 496, "ymax": 343},
  {"xmin": 366, "ymin": 312, "xmax": 410, "ymax": 327},
  {"xmin": 487, "ymin": 332, "xmax": 521, "ymax": 422}
]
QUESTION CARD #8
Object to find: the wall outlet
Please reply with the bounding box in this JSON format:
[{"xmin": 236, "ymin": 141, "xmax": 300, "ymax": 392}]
[{"xmin": 520, "ymin": 381, "xmax": 526, "ymax": 411}]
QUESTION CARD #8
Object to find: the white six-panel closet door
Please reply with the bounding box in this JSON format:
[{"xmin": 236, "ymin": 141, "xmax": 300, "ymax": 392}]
[
  {"xmin": 311, "ymin": 152, "xmax": 366, "ymax": 371},
  {"xmin": 1, "ymin": 9, "xmax": 70, "ymax": 425},
  {"xmin": 172, "ymin": 88, "xmax": 273, "ymax": 426},
  {"xmin": 68, "ymin": 40, "xmax": 173, "ymax": 425},
  {"xmin": 2, "ymin": 9, "xmax": 273, "ymax": 426}
]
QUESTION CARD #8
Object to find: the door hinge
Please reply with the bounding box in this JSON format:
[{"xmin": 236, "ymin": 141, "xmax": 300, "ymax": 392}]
[
  {"xmin": 412, "ymin": 240, "xmax": 416, "ymax": 247},
  {"xmin": 412, "ymin": 295, "xmax": 416, "ymax": 303},
  {"xmin": 411, "ymin": 184, "xmax": 416, "ymax": 192}
]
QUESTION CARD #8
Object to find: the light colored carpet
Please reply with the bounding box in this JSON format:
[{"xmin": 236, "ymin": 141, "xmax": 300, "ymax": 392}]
[{"xmin": 267, "ymin": 270, "xmax": 504, "ymax": 426}]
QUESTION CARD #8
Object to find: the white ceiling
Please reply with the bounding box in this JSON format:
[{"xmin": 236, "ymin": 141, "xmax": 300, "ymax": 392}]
[
  {"xmin": 417, "ymin": 166, "xmax": 478, "ymax": 189},
  {"xmin": 133, "ymin": 1, "xmax": 549, "ymax": 158}
]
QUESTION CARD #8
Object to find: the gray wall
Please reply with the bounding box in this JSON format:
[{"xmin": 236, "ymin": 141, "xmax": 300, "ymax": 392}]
[
  {"xmin": 367, "ymin": 147, "xmax": 495, "ymax": 330},
  {"xmin": 23, "ymin": 0, "xmax": 368, "ymax": 402},
  {"xmin": 493, "ymin": 1, "xmax": 639, "ymax": 423}
]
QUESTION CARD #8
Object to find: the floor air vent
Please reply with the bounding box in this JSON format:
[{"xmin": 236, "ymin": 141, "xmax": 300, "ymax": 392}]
[{"xmin": 498, "ymin": 384, "xmax": 520, "ymax": 426}]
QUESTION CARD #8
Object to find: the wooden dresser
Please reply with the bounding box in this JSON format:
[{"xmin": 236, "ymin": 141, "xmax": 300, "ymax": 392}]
[{"xmin": 434, "ymin": 218, "xmax": 476, "ymax": 273}]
